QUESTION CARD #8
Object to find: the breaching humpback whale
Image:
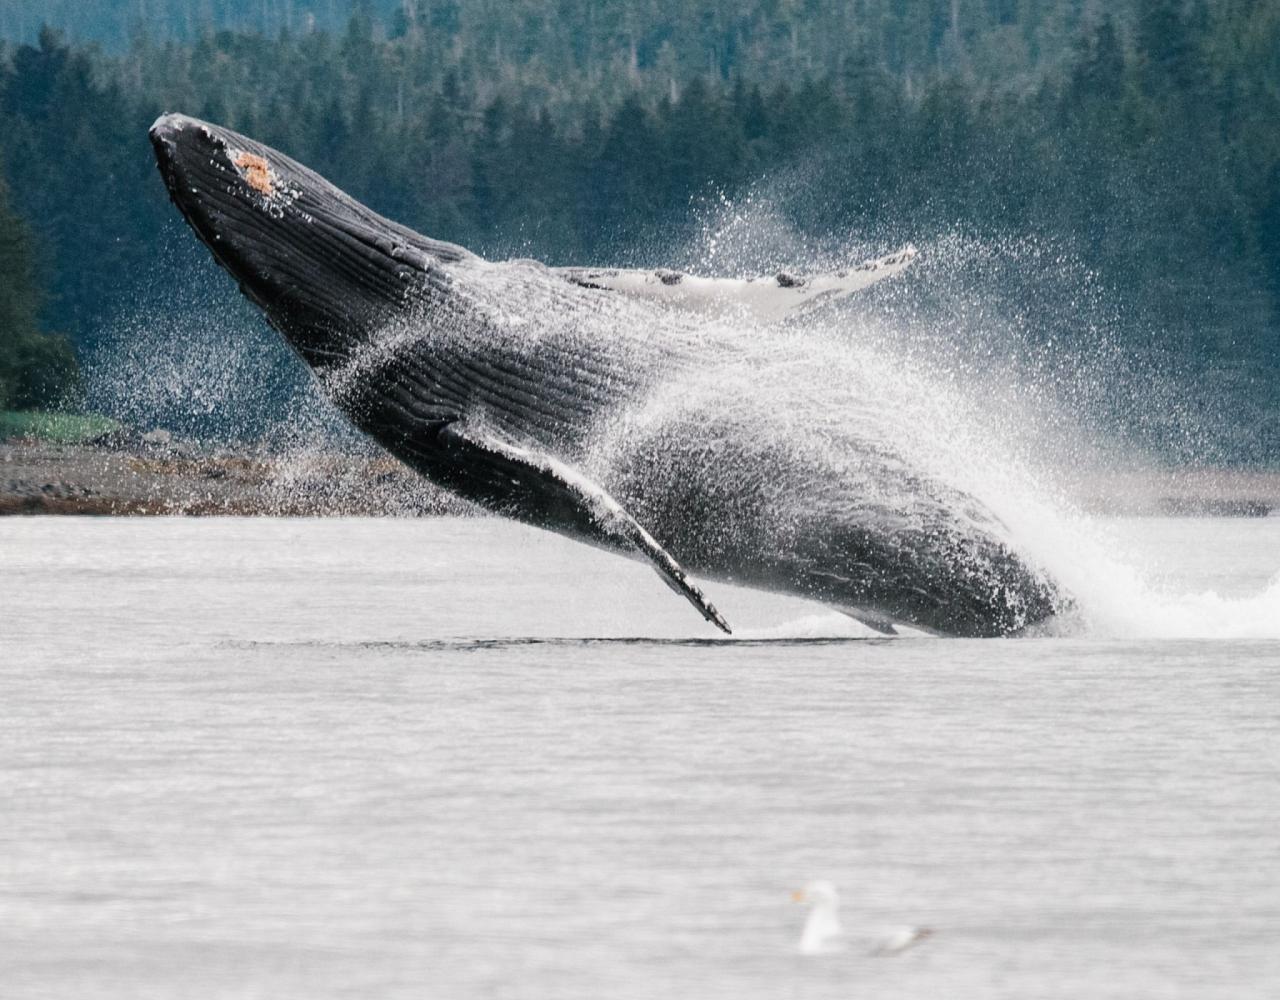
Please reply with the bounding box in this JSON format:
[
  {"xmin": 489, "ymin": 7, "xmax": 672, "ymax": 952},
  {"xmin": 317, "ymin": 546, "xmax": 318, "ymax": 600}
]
[{"xmin": 150, "ymin": 113, "xmax": 1061, "ymax": 637}]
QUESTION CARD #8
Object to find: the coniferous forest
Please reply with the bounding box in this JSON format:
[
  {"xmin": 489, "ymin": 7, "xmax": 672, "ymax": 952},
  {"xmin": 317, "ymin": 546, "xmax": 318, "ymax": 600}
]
[{"xmin": 0, "ymin": 1, "xmax": 1276, "ymax": 459}]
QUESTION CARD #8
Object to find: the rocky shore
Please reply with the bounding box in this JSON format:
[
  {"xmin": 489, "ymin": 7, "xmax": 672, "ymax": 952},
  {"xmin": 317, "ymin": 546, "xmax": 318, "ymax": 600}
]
[
  {"xmin": 0, "ymin": 433, "xmax": 462, "ymax": 517},
  {"xmin": 1, "ymin": 434, "xmax": 1276, "ymax": 518}
]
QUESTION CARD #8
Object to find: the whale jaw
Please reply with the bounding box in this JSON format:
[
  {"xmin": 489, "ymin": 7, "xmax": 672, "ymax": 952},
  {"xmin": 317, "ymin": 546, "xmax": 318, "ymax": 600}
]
[{"xmin": 149, "ymin": 112, "xmax": 462, "ymax": 368}]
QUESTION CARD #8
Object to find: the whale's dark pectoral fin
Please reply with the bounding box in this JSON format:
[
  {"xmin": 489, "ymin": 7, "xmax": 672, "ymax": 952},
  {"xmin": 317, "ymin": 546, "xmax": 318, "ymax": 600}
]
[{"xmin": 438, "ymin": 422, "xmax": 732, "ymax": 635}]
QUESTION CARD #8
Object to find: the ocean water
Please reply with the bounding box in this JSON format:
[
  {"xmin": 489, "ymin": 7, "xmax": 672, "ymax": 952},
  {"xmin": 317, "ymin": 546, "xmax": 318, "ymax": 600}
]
[{"xmin": 1, "ymin": 515, "xmax": 1278, "ymax": 999}]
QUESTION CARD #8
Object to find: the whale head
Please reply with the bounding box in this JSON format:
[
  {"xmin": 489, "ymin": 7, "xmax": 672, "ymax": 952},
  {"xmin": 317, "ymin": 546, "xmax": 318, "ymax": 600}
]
[{"xmin": 149, "ymin": 113, "xmax": 469, "ymax": 369}]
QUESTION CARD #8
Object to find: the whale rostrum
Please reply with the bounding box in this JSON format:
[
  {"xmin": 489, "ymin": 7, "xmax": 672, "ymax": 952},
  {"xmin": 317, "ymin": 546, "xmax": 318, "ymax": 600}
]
[{"xmin": 150, "ymin": 113, "xmax": 1063, "ymax": 637}]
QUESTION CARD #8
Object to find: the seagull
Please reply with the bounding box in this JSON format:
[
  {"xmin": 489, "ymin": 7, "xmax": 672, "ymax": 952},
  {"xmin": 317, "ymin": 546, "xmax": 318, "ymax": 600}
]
[{"xmin": 791, "ymin": 880, "xmax": 934, "ymax": 956}]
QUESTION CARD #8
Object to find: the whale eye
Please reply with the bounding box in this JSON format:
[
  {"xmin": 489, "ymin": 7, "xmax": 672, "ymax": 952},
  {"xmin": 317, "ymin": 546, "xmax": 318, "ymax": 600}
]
[{"xmin": 233, "ymin": 152, "xmax": 275, "ymax": 196}]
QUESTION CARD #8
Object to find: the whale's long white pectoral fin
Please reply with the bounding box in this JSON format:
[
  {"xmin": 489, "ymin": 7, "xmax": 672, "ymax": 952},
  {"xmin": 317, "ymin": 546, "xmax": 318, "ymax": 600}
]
[
  {"xmin": 437, "ymin": 422, "xmax": 732, "ymax": 635},
  {"xmin": 554, "ymin": 246, "xmax": 916, "ymax": 323}
]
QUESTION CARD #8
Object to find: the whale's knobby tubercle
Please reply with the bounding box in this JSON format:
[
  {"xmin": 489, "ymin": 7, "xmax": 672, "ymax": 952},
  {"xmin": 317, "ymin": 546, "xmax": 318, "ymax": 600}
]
[{"xmin": 233, "ymin": 152, "xmax": 275, "ymax": 196}]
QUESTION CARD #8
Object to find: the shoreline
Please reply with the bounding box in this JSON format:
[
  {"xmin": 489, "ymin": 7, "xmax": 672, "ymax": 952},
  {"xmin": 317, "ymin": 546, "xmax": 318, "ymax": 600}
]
[
  {"xmin": 2, "ymin": 439, "xmax": 1277, "ymax": 519},
  {"xmin": 0, "ymin": 439, "xmax": 462, "ymax": 517}
]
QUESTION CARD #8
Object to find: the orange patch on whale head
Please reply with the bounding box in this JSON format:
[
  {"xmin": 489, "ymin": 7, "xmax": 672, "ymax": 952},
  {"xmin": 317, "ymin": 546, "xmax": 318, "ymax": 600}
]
[{"xmin": 233, "ymin": 152, "xmax": 274, "ymax": 196}]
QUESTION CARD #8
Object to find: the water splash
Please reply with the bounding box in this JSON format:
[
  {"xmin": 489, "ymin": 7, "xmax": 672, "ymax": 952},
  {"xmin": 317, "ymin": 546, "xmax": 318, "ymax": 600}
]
[
  {"xmin": 649, "ymin": 190, "xmax": 1280, "ymax": 641},
  {"xmin": 327, "ymin": 196, "xmax": 1279, "ymax": 639},
  {"xmin": 100, "ymin": 198, "xmax": 1277, "ymax": 640},
  {"xmin": 83, "ymin": 228, "xmax": 341, "ymax": 443}
]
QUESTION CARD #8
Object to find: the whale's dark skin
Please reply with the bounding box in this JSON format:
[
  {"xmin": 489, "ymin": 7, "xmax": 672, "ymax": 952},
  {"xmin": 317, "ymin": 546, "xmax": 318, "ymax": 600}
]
[{"xmin": 150, "ymin": 113, "xmax": 1062, "ymax": 637}]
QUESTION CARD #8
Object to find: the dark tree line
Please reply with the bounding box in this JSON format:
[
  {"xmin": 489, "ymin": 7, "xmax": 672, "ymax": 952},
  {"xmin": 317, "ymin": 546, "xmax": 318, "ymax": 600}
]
[
  {"xmin": 1, "ymin": 0, "xmax": 1130, "ymax": 86},
  {"xmin": 0, "ymin": 170, "xmax": 76, "ymax": 410},
  {"xmin": 0, "ymin": 1, "xmax": 1276, "ymax": 456}
]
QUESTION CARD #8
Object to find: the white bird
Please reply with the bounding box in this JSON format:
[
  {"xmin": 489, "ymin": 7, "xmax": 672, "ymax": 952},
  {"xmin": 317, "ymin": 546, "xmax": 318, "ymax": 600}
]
[{"xmin": 791, "ymin": 880, "xmax": 934, "ymax": 956}]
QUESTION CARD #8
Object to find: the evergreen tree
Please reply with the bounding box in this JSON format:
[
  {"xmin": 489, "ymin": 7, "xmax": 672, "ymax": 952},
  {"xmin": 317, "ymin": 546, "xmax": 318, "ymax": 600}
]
[{"xmin": 0, "ymin": 167, "xmax": 77, "ymax": 410}]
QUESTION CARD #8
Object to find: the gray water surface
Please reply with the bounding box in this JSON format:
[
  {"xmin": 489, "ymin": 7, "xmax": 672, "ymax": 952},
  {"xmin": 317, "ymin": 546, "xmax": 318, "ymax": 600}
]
[{"xmin": 2, "ymin": 516, "xmax": 1278, "ymax": 999}]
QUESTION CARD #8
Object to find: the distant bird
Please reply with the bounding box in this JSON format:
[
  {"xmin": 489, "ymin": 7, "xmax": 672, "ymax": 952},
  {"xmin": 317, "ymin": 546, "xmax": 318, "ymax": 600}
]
[{"xmin": 791, "ymin": 880, "xmax": 934, "ymax": 956}]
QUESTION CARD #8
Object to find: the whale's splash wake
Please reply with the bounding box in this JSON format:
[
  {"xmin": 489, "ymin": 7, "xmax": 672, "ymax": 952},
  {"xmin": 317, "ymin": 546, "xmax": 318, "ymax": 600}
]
[
  {"xmin": 101, "ymin": 181, "xmax": 1277, "ymax": 639},
  {"xmin": 1083, "ymin": 561, "xmax": 1280, "ymax": 641},
  {"xmin": 587, "ymin": 315, "xmax": 1280, "ymax": 642},
  {"xmin": 618, "ymin": 192, "xmax": 1280, "ymax": 642}
]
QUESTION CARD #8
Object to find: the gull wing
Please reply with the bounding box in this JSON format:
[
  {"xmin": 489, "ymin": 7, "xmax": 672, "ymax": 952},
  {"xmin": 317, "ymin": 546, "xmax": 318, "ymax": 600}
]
[
  {"xmin": 555, "ymin": 246, "xmax": 916, "ymax": 323},
  {"xmin": 437, "ymin": 421, "xmax": 732, "ymax": 634}
]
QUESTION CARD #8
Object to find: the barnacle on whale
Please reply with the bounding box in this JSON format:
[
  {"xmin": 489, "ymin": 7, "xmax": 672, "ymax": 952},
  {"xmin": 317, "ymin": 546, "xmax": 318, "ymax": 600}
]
[{"xmin": 233, "ymin": 152, "xmax": 274, "ymax": 196}]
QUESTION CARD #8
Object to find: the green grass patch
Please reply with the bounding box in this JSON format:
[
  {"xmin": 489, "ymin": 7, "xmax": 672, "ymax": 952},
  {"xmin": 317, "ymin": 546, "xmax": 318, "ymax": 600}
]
[{"xmin": 0, "ymin": 410, "xmax": 121, "ymax": 444}]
